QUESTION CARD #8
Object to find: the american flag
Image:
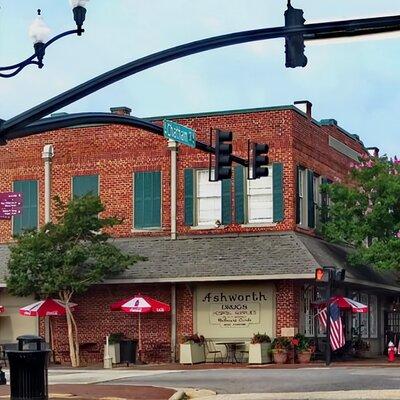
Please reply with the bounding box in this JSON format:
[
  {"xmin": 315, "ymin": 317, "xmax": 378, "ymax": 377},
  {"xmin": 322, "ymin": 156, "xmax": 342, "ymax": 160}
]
[{"xmin": 318, "ymin": 302, "xmax": 345, "ymax": 351}]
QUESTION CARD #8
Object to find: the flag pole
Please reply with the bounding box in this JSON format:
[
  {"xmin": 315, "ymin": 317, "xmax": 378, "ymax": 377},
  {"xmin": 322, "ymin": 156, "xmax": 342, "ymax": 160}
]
[{"xmin": 326, "ymin": 272, "xmax": 332, "ymax": 366}]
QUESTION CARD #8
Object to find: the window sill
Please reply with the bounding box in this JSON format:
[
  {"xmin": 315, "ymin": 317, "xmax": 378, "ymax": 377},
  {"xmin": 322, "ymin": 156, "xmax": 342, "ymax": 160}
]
[
  {"xmin": 190, "ymin": 225, "xmax": 225, "ymax": 231},
  {"xmin": 131, "ymin": 228, "xmax": 162, "ymax": 233},
  {"xmin": 240, "ymin": 222, "xmax": 277, "ymax": 228}
]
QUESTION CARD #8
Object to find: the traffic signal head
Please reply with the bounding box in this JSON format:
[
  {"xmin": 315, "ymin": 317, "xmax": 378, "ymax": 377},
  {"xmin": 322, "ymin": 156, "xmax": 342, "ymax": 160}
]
[
  {"xmin": 284, "ymin": 3, "xmax": 308, "ymax": 68},
  {"xmin": 250, "ymin": 142, "xmax": 269, "ymax": 179},
  {"xmin": 215, "ymin": 130, "xmax": 233, "ymax": 181},
  {"xmin": 315, "ymin": 267, "xmax": 328, "ymax": 283}
]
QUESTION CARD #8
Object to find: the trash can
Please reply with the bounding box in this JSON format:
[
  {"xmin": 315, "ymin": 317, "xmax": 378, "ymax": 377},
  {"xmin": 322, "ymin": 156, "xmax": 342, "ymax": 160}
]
[
  {"xmin": 7, "ymin": 335, "xmax": 50, "ymax": 400},
  {"xmin": 119, "ymin": 339, "xmax": 138, "ymax": 365}
]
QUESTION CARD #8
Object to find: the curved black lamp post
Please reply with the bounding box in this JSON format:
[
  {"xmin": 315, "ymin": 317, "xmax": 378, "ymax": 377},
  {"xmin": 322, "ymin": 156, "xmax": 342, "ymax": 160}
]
[{"xmin": 0, "ymin": 1, "xmax": 89, "ymax": 78}]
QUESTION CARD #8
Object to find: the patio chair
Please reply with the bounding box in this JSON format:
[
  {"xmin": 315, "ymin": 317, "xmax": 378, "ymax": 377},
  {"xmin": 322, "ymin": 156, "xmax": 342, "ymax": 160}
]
[
  {"xmin": 238, "ymin": 344, "xmax": 249, "ymax": 363},
  {"xmin": 205, "ymin": 339, "xmax": 223, "ymax": 363}
]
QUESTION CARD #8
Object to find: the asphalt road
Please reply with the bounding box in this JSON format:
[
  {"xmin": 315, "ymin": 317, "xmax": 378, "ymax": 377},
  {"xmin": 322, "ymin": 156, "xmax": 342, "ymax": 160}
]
[{"xmin": 107, "ymin": 367, "xmax": 400, "ymax": 394}]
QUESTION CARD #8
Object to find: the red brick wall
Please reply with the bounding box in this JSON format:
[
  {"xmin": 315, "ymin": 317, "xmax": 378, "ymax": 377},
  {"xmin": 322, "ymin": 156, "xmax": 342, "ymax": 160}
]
[
  {"xmin": 48, "ymin": 283, "xmax": 193, "ymax": 365},
  {"xmin": 275, "ymin": 280, "xmax": 301, "ymax": 336},
  {"xmin": 0, "ymin": 107, "xmax": 367, "ymax": 243}
]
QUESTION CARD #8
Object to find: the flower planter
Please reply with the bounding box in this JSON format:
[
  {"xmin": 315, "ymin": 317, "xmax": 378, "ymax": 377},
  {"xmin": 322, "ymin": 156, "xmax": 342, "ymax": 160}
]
[
  {"xmin": 248, "ymin": 343, "xmax": 272, "ymax": 364},
  {"xmin": 104, "ymin": 343, "xmax": 120, "ymax": 364},
  {"xmin": 179, "ymin": 343, "xmax": 205, "ymax": 364},
  {"xmin": 297, "ymin": 350, "xmax": 312, "ymax": 364},
  {"xmin": 272, "ymin": 350, "xmax": 287, "ymax": 364}
]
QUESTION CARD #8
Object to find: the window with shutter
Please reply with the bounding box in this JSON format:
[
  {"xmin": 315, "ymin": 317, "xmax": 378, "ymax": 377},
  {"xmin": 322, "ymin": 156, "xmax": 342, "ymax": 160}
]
[
  {"xmin": 72, "ymin": 175, "xmax": 99, "ymax": 197},
  {"xmin": 133, "ymin": 171, "xmax": 161, "ymax": 229},
  {"xmin": 247, "ymin": 171, "xmax": 273, "ymax": 223},
  {"xmin": 196, "ymin": 170, "xmax": 221, "ymax": 226},
  {"xmin": 13, "ymin": 180, "xmax": 38, "ymax": 235}
]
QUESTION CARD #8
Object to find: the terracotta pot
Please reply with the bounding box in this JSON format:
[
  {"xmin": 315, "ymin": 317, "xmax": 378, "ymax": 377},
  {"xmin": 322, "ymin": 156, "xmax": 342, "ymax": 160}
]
[
  {"xmin": 297, "ymin": 351, "xmax": 312, "ymax": 364},
  {"xmin": 272, "ymin": 350, "xmax": 287, "ymax": 364}
]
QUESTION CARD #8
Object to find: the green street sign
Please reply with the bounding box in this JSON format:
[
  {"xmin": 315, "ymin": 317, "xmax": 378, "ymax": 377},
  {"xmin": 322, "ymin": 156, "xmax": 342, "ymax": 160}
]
[{"xmin": 163, "ymin": 119, "xmax": 196, "ymax": 148}]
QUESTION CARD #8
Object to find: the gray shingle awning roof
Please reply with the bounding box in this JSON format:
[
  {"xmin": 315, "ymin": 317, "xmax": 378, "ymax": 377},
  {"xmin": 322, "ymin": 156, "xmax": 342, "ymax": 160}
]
[{"xmin": 0, "ymin": 232, "xmax": 398, "ymax": 291}]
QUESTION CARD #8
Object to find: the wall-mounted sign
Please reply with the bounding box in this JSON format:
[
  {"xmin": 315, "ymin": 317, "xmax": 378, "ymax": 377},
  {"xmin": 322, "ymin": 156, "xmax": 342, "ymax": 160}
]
[
  {"xmin": 196, "ymin": 284, "xmax": 275, "ymax": 339},
  {"xmin": 210, "ymin": 302, "xmax": 260, "ymax": 327},
  {"xmin": 0, "ymin": 192, "xmax": 23, "ymax": 220}
]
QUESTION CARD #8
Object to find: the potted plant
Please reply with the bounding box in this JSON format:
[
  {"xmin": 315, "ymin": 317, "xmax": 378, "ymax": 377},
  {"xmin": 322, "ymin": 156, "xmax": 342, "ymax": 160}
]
[
  {"xmin": 293, "ymin": 334, "xmax": 314, "ymax": 364},
  {"xmin": 248, "ymin": 333, "xmax": 272, "ymax": 364},
  {"xmin": 271, "ymin": 337, "xmax": 290, "ymax": 364},
  {"xmin": 105, "ymin": 333, "xmax": 124, "ymax": 364},
  {"xmin": 179, "ymin": 334, "xmax": 206, "ymax": 364}
]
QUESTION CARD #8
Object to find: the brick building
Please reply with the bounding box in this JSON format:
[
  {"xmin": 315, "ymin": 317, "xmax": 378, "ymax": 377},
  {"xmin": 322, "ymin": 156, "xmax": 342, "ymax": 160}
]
[{"xmin": 0, "ymin": 102, "xmax": 398, "ymax": 364}]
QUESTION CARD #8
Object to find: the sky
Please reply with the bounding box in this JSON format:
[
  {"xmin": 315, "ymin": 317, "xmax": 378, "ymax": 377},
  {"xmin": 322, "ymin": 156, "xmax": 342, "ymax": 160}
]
[{"xmin": 0, "ymin": 1, "xmax": 399, "ymax": 155}]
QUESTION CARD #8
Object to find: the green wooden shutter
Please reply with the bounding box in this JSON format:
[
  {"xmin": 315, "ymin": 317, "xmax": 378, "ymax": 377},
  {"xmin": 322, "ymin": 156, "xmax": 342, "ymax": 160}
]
[
  {"xmin": 307, "ymin": 170, "xmax": 315, "ymax": 228},
  {"xmin": 13, "ymin": 180, "xmax": 38, "ymax": 235},
  {"xmin": 184, "ymin": 169, "xmax": 194, "ymax": 226},
  {"xmin": 234, "ymin": 166, "xmax": 245, "ymax": 224},
  {"xmin": 221, "ymin": 179, "xmax": 232, "ymax": 225},
  {"xmin": 72, "ymin": 175, "xmax": 99, "ymax": 197},
  {"xmin": 134, "ymin": 171, "xmax": 161, "ymax": 229},
  {"xmin": 273, "ymin": 163, "xmax": 284, "ymax": 222}
]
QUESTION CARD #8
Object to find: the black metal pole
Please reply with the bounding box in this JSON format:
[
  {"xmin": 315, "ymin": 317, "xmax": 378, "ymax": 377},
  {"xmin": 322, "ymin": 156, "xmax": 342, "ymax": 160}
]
[
  {"xmin": 2, "ymin": 112, "xmax": 249, "ymax": 166},
  {"xmin": 2, "ymin": 14, "xmax": 400, "ymax": 135},
  {"xmin": 326, "ymin": 274, "xmax": 332, "ymax": 366}
]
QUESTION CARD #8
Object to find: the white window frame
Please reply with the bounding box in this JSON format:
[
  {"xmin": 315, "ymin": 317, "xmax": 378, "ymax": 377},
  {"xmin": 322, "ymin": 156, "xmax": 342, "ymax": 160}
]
[
  {"xmin": 246, "ymin": 167, "xmax": 273, "ymax": 224},
  {"xmin": 298, "ymin": 168, "xmax": 307, "ymax": 227},
  {"xmin": 313, "ymin": 175, "xmax": 322, "ymax": 228},
  {"xmin": 195, "ymin": 170, "xmax": 222, "ymax": 227},
  {"xmin": 302, "ymin": 285, "xmax": 316, "ymax": 337}
]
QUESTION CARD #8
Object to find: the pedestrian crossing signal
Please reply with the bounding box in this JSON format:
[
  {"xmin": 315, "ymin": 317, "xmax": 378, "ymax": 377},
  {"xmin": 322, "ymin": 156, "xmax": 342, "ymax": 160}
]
[{"xmin": 315, "ymin": 267, "xmax": 328, "ymax": 282}]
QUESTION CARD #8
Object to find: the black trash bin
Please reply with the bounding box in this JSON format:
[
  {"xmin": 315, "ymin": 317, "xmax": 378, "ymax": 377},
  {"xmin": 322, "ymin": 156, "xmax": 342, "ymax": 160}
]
[
  {"xmin": 119, "ymin": 339, "xmax": 138, "ymax": 365},
  {"xmin": 7, "ymin": 335, "xmax": 50, "ymax": 400}
]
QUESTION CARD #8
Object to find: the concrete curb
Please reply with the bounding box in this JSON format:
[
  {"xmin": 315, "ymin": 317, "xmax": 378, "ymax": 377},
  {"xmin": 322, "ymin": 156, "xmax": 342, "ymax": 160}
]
[{"xmin": 195, "ymin": 390, "xmax": 400, "ymax": 400}]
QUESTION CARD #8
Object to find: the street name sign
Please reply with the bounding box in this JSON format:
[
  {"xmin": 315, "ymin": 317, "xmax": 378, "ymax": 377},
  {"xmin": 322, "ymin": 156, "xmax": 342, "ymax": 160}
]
[{"xmin": 163, "ymin": 120, "xmax": 196, "ymax": 148}]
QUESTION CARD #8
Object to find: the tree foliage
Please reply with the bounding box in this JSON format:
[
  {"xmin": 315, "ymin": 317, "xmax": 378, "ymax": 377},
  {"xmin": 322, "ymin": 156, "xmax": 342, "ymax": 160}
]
[
  {"xmin": 6, "ymin": 195, "xmax": 145, "ymax": 366},
  {"xmin": 321, "ymin": 157, "xmax": 400, "ymax": 270}
]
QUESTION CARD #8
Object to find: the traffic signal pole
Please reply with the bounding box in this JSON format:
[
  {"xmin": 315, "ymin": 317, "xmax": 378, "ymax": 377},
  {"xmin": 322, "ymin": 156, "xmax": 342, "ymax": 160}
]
[{"xmin": 1, "ymin": 12, "xmax": 400, "ymax": 138}]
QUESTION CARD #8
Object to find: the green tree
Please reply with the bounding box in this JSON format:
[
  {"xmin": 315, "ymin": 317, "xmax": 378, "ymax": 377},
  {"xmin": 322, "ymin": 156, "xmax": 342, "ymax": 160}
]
[
  {"xmin": 7, "ymin": 195, "xmax": 144, "ymax": 367},
  {"xmin": 321, "ymin": 157, "xmax": 400, "ymax": 271}
]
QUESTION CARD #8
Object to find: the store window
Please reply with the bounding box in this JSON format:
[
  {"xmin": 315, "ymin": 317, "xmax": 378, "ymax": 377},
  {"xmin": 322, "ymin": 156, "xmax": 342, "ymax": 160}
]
[
  {"xmin": 360, "ymin": 293, "xmax": 369, "ymax": 338},
  {"xmin": 369, "ymin": 295, "xmax": 378, "ymax": 338},
  {"xmin": 302, "ymin": 286, "xmax": 315, "ymax": 337}
]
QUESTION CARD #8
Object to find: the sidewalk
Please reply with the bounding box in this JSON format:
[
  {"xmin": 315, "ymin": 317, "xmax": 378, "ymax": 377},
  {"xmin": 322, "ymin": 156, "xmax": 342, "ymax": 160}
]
[
  {"xmin": 196, "ymin": 390, "xmax": 400, "ymax": 400},
  {"xmin": 0, "ymin": 384, "xmax": 175, "ymax": 400}
]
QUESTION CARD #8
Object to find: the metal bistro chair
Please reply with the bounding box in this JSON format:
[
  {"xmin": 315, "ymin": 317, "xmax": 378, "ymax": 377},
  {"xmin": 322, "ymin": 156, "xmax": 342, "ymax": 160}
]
[
  {"xmin": 205, "ymin": 339, "xmax": 224, "ymax": 364},
  {"xmin": 238, "ymin": 344, "xmax": 249, "ymax": 363}
]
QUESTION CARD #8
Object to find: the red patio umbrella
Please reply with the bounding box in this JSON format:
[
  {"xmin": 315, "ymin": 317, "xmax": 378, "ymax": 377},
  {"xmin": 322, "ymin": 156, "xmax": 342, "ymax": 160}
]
[
  {"xmin": 19, "ymin": 298, "xmax": 77, "ymax": 316},
  {"xmin": 313, "ymin": 296, "xmax": 368, "ymax": 313},
  {"xmin": 110, "ymin": 294, "xmax": 171, "ymax": 362},
  {"xmin": 0, "ymin": 306, "xmax": 5, "ymax": 314},
  {"xmin": 20, "ymin": 298, "xmax": 77, "ymax": 357}
]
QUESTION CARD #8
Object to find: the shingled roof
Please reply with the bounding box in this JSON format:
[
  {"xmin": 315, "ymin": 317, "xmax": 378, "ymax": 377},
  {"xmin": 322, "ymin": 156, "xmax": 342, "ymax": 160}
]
[{"xmin": 0, "ymin": 232, "xmax": 398, "ymax": 291}]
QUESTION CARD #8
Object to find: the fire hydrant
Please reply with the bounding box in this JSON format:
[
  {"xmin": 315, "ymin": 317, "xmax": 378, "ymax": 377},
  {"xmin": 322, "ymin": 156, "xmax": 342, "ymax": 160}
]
[{"xmin": 388, "ymin": 341, "xmax": 396, "ymax": 362}]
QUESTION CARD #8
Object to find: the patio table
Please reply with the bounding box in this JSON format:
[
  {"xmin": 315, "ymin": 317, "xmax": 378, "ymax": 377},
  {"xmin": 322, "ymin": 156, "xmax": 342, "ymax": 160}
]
[{"xmin": 215, "ymin": 341, "xmax": 245, "ymax": 363}]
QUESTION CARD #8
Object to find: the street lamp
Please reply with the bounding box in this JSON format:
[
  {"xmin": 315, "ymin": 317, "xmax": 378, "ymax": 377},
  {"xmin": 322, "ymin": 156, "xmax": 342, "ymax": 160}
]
[{"xmin": 0, "ymin": 1, "xmax": 90, "ymax": 78}]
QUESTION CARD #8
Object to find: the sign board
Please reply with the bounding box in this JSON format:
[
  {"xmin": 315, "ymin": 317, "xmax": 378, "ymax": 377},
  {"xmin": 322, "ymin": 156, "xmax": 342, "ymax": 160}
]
[
  {"xmin": 163, "ymin": 119, "xmax": 196, "ymax": 148},
  {"xmin": 210, "ymin": 302, "xmax": 260, "ymax": 327},
  {"xmin": 0, "ymin": 192, "xmax": 23, "ymax": 220}
]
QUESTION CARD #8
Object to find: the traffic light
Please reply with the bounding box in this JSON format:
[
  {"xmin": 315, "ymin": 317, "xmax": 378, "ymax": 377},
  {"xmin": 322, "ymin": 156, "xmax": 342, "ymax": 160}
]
[
  {"xmin": 250, "ymin": 142, "xmax": 269, "ymax": 179},
  {"xmin": 315, "ymin": 267, "xmax": 346, "ymax": 283},
  {"xmin": 214, "ymin": 130, "xmax": 233, "ymax": 181},
  {"xmin": 284, "ymin": 1, "xmax": 308, "ymax": 68},
  {"xmin": 315, "ymin": 267, "xmax": 329, "ymax": 283}
]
